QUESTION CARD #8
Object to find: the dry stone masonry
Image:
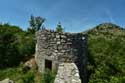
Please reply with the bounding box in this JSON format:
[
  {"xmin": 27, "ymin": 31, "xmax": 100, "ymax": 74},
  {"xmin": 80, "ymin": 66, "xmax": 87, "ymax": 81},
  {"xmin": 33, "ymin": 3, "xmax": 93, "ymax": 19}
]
[
  {"xmin": 35, "ymin": 29, "xmax": 87, "ymax": 83},
  {"xmin": 54, "ymin": 63, "xmax": 81, "ymax": 83}
]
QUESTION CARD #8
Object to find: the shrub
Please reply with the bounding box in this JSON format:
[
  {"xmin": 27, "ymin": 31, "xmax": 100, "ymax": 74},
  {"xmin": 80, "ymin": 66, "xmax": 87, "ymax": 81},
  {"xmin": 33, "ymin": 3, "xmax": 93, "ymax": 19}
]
[
  {"xmin": 21, "ymin": 71, "xmax": 35, "ymax": 83},
  {"xmin": 42, "ymin": 69, "xmax": 56, "ymax": 83}
]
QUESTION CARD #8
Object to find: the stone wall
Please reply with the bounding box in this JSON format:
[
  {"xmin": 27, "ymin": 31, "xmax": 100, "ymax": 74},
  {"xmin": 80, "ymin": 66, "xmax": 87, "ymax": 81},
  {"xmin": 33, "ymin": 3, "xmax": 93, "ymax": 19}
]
[
  {"xmin": 35, "ymin": 29, "xmax": 87, "ymax": 83},
  {"xmin": 54, "ymin": 63, "xmax": 81, "ymax": 83}
]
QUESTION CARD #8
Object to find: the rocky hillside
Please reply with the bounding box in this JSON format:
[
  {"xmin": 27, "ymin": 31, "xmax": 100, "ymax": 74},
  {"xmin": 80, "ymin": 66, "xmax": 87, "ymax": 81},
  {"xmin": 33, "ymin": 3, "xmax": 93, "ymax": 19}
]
[{"xmin": 86, "ymin": 23, "xmax": 125, "ymax": 83}]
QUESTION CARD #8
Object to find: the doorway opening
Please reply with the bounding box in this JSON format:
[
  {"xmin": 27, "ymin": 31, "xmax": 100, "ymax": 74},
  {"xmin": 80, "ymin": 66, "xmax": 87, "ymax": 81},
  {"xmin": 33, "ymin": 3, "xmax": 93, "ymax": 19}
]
[{"xmin": 45, "ymin": 59, "xmax": 52, "ymax": 70}]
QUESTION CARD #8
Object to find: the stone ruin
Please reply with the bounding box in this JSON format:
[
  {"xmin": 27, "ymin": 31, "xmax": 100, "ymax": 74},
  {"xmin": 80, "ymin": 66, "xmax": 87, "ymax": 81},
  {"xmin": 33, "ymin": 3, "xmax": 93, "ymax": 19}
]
[
  {"xmin": 35, "ymin": 29, "xmax": 87, "ymax": 83},
  {"xmin": 54, "ymin": 63, "xmax": 81, "ymax": 83}
]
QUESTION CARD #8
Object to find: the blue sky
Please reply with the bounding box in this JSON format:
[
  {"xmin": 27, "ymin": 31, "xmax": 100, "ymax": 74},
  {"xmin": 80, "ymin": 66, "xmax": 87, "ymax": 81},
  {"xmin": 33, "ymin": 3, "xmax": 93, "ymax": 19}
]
[{"xmin": 0, "ymin": 0, "xmax": 125, "ymax": 32}]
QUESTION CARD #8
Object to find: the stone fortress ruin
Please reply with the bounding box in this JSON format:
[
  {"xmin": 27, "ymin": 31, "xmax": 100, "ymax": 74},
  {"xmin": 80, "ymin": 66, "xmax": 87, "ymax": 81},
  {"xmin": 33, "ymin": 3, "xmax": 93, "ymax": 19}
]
[{"xmin": 35, "ymin": 28, "xmax": 88, "ymax": 83}]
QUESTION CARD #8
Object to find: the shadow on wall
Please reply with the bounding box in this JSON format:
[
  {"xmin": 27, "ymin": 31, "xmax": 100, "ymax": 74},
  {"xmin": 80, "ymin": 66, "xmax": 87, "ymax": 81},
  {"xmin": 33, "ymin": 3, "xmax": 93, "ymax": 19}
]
[{"xmin": 35, "ymin": 29, "xmax": 88, "ymax": 83}]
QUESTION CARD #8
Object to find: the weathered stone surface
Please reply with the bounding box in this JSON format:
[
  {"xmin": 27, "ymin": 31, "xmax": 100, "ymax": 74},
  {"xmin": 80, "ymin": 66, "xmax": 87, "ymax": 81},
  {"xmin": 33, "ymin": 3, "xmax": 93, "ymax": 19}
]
[
  {"xmin": 24, "ymin": 57, "xmax": 36, "ymax": 69},
  {"xmin": 0, "ymin": 78, "xmax": 14, "ymax": 83},
  {"xmin": 35, "ymin": 29, "xmax": 87, "ymax": 83},
  {"xmin": 54, "ymin": 63, "xmax": 81, "ymax": 83}
]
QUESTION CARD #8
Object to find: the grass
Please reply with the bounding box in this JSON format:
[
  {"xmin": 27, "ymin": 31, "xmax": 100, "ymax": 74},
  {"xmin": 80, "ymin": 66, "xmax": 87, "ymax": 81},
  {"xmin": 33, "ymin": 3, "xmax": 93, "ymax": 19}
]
[{"xmin": 0, "ymin": 65, "xmax": 56, "ymax": 83}]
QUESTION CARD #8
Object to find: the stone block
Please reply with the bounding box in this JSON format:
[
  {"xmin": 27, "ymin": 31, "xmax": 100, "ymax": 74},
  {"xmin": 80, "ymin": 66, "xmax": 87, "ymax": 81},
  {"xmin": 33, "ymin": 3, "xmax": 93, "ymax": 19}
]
[{"xmin": 54, "ymin": 63, "xmax": 81, "ymax": 83}]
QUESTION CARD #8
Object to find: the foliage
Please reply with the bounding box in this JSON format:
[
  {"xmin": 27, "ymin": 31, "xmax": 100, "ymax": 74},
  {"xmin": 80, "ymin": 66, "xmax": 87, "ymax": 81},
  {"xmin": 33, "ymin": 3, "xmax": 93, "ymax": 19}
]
[
  {"xmin": 0, "ymin": 66, "xmax": 56, "ymax": 83},
  {"xmin": 21, "ymin": 71, "xmax": 35, "ymax": 83},
  {"xmin": 87, "ymin": 23, "xmax": 125, "ymax": 83},
  {"xmin": 0, "ymin": 23, "xmax": 35, "ymax": 68},
  {"xmin": 28, "ymin": 15, "xmax": 45, "ymax": 33},
  {"xmin": 0, "ymin": 22, "xmax": 125, "ymax": 83},
  {"xmin": 56, "ymin": 22, "xmax": 64, "ymax": 32},
  {"xmin": 42, "ymin": 69, "xmax": 56, "ymax": 83}
]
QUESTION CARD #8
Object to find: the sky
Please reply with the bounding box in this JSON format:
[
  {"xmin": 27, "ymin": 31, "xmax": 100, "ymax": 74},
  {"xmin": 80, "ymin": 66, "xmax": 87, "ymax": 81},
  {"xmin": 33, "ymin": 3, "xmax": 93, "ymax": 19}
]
[{"xmin": 0, "ymin": 0, "xmax": 125, "ymax": 32}]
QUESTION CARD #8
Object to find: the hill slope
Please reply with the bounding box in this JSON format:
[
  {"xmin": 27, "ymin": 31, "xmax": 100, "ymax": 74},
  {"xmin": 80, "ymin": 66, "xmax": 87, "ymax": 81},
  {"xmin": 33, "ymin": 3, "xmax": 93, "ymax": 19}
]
[{"xmin": 87, "ymin": 23, "xmax": 125, "ymax": 83}]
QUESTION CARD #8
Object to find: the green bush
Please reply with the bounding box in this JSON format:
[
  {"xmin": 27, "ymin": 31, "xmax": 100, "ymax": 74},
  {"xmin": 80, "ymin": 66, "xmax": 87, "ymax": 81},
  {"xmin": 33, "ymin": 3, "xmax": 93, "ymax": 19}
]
[
  {"xmin": 42, "ymin": 69, "xmax": 56, "ymax": 83},
  {"xmin": 0, "ymin": 23, "xmax": 35, "ymax": 68},
  {"xmin": 21, "ymin": 71, "xmax": 35, "ymax": 83}
]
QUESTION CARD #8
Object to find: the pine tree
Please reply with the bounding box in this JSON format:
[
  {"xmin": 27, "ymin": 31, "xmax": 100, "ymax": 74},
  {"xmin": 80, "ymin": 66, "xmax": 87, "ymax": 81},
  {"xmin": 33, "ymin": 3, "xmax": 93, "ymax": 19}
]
[{"xmin": 56, "ymin": 22, "xmax": 64, "ymax": 33}]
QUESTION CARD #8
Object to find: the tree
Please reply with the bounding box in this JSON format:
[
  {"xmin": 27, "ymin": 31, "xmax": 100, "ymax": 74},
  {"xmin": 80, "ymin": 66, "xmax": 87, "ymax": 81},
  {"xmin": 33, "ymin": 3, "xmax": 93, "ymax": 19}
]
[
  {"xmin": 0, "ymin": 27, "xmax": 20, "ymax": 67},
  {"xmin": 0, "ymin": 23, "xmax": 36, "ymax": 68},
  {"xmin": 56, "ymin": 22, "xmax": 64, "ymax": 33},
  {"xmin": 28, "ymin": 15, "xmax": 45, "ymax": 33}
]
